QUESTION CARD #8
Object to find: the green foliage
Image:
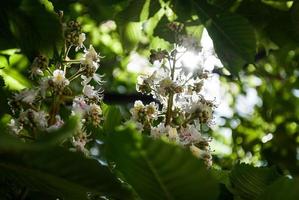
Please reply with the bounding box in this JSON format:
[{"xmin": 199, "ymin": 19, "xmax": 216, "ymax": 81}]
[
  {"xmin": 106, "ymin": 125, "xmax": 220, "ymax": 200},
  {"xmin": 257, "ymin": 177, "xmax": 299, "ymax": 200},
  {"xmin": 203, "ymin": 13, "xmax": 256, "ymax": 75},
  {"xmin": 0, "ymin": 0, "xmax": 63, "ymax": 57},
  {"xmin": 230, "ymin": 164, "xmax": 281, "ymax": 200},
  {"xmin": 102, "ymin": 104, "xmax": 123, "ymax": 134},
  {"xmin": 0, "ymin": 127, "xmax": 132, "ymax": 199}
]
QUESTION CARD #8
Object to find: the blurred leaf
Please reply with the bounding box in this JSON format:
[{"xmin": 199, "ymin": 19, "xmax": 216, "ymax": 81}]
[
  {"xmin": 171, "ymin": 0, "xmax": 194, "ymax": 21},
  {"xmin": 230, "ymin": 163, "xmax": 281, "ymax": 200},
  {"xmin": 107, "ymin": 125, "xmax": 220, "ymax": 200},
  {"xmin": 208, "ymin": 0, "xmax": 236, "ymax": 10},
  {"xmin": 116, "ymin": 0, "xmax": 160, "ymax": 23},
  {"xmin": 116, "ymin": 0, "xmax": 146, "ymax": 23},
  {"xmin": 291, "ymin": 1, "xmax": 299, "ymax": 39},
  {"xmin": 257, "ymin": 177, "xmax": 299, "ymax": 200},
  {"xmin": 0, "ymin": 133, "xmax": 132, "ymax": 200},
  {"xmin": 102, "ymin": 105, "xmax": 122, "ymax": 133},
  {"xmin": 0, "ymin": 66, "xmax": 31, "ymax": 90},
  {"xmin": 119, "ymin": 22, "xmax": 144, "ymax": 51},
  {"xmin": 0, "ymin": 75, "xmax": 5, "ymax": 88},
  {"xmin": 0, "ymin": 0, "xmax": 63, "ymax": 57}
]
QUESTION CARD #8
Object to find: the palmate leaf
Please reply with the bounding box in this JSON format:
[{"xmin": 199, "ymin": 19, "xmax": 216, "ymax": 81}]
[
  {"xmin": 203, "ymin": 13, "xmax": 256, "ymax": 75},
  {"xmin": 106, "ymin": 125, "xmax": 219, "ymax": 200},
  {"xmin": 0, "ymin": 133, "xmax": 132, "ymax": 199},
  {"xmin": 229, "ymin": 163, "xmax": 281, "ymax": 200}
]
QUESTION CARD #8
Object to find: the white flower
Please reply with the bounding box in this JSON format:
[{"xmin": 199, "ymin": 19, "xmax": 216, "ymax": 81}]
[
  {"xmin": 72, "ymin": 131, "xmax": 90, "ymax": 153},
  {"xmin": 30, "ymin": 66, "xmax": 44, "ymax": 77},
  {"xmin": 81, "ymin": 75, "xmax": 92, "ymax": 85},
  {"xmin": 72, "ymin": 136, "xmax": 87, "ymax": 152},
  {"xmin": 130, "ymin": 100, "xmax": 145, "ymax": 121},
  {"xmin": 8, "ymin": 119, "xmax": 23, "ymax": 135},
  {"xmin": 179, "ymin": 125, "xmax": 204, "ymax": 145},
  {"xmin": 150, "ymin": 123, "xmax": 179, "ymax": 142},
  {"xmin": 81, "ymin": 45, "xmax": 100, "ymax": 73},
  {"xmin": 189, "ymin": 145, "xmax": 212, "ymax": 167},
  {"xmin": 145, "ymin": 102, "xmax": 158, "ymax": 120},
  {"xmin": 47, "ymin": 115, "xmax": 64, "ymax": 132},
  {"xmin": 84, "ymin": 45, "xmax": 100, "ymax": 63},
  {"xmin": 187, "ymin": 99, "xmax": 213, "ymax": 123},
  {"xmin": 40, "ymin": 78, "xmax": 49, "ymax": 98},
  {"xmin": 157, "ymin": 77, "xmax": 174, "ymax": 96},
  {"xmin": 83, "ymin": 84, "xmax": 100, "ymax": 100},
  {"xmin": 33, "ymin": 111, "xmax": 48, "ymax": 129},
  {"xmin": 165, "ymin": 125, "xmax": 179, "ymax": 142},
  {"xmin": 52, "ymin": 69, "xmax": 69, "ymax": 86},
  {"xmin": 75, "ymin": 33, "xmax": 86, "ymax": 51},
  {"xmin": 72, "ymin": 96, "xmax": 89, "ymax": 115},
  {"xmin": 150, "ymin": 123, "xmax": 166, "ymax": 139},
  {"xmin": 14, "ymin": 89, "xmax": 38, "ymax": 104}
]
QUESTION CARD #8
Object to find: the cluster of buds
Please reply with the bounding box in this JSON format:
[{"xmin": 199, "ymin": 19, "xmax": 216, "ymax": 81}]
[
  {"xmin": 64, "ymin": 20, "xmax": 86, "ymax": 50},
  {"xmin": 130, "ymin": 23, "xmax": 214, "ymax": 167},
  {"xmin": 8, "ymin": 20, "xmax": 103, "ymax": 154}
]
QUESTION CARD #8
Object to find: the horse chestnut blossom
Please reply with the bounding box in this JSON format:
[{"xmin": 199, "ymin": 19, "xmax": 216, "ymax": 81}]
[
  {"xmin": 8, "ymin": 20, "xmax": 103, "ymax": 154},
  {"xmin": 130, "ymin": 23, "xmax": 215, "ymax": 167}
]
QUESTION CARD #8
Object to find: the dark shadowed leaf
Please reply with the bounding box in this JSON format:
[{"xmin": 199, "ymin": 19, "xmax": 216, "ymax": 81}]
[
  {"xmin": 230, "ymin": 163, "xmax": 281, "ymax": 200},
  {"xmin": 0, "ymin": 134, "xmax": 132, "ymax": 200},
  {"xmin": 0, "ymin": 0, "xmax": 63, "ymax": 57},
  {"xmin": 257, "ymin": 177, "xmax": 299, "ymax": 200}
]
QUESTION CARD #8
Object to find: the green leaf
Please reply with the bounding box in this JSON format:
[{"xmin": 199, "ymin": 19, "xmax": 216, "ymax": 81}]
[
  {"xmin": 191, "ymin": 1, "xmax": 256, "ymax": 75},
  {"xmin": 0, "ymin": 0, "xmax": 63, "ymax": 57},
  {"xmin": 154, "ymin": 16, "xmax": 176, "ymax": 43},
  {"xmin": 291, "ymin": 1, "xmax": 299, "ymax": 40},
  {"xmin": 116, "ymin": 0, "xmax": 146, "ymax": 23},
  {"xmin": 106, "ymin": 125, "xmax": 220, "ymax": 200},
  {"xmin": 170, "ymin": 0, "xmax": 194, "ymax": 21},
  {"xmin": 229, "ymin": 163, "xmax": 281, "ymax": 200},
  {"xmin": 116, "ymin": 0, "xmax": 160, "ymax": 23},
  {"xmin": 0, "ymin": 134, "xmax": 132, "ymax": 200},
  {"xmin": 0, "ymin": 75, "xmax": 5, "ymax": 88},
  {"xmin": 257, "ymin": 177, "xmax": 299, "ymax": 200},
  {"xmin": 102, "ymin": 104, "xmax": 122, "ymax": 134},
  {"xmin": 205, "ymin": 13, "xmax": 256, "ymax": 75}
]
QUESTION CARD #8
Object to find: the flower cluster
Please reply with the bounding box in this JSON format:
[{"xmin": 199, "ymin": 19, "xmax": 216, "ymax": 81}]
[
  {"xmin": 8, "ymin": 20, "xmax": 103, "ymax": 154},
  {"xmin": 130, "ymin": 23, "xmax": 215, "ymax": 167}
]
